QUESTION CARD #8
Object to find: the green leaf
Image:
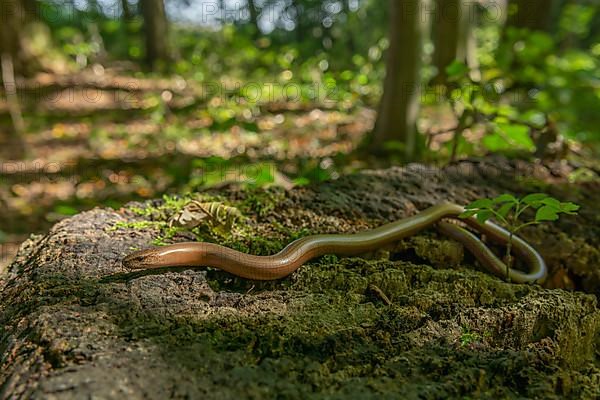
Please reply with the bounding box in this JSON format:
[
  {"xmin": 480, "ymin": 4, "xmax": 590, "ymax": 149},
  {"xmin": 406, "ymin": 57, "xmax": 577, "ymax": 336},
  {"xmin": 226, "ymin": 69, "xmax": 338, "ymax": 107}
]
[
  {"xmin": 536, "ymin": 206, "xmax": 559, "ymax": 222},
  {"xmin": 292, "ymin": 177, "xmax": 311, "ymax": 186},
  {"xmin": 522, "ymin": 193, "xmax": 548, "ymax": 206},
  {"xmin": 459, "ymin": 210, "xmax": 478, "ymax": 219},
  {"xmin": 541, "ymin": 197, "xmax": 561, "ymax": 208},
  {"xmin": 54, "ymin": 205, "xmax": 78, "ymax": 216},
  {"xmin": 501, "ymin": 124, "xmax": 535, "ymax": 150},
  {"xmin": 465, "ymin": 199, "xmax": 493, "ymax": 210},
  {"xmin": 482, "ymin": 123, "xmax": 535, "ymax": 152},
  {"xmin": 476, "ymin": 210, "xmax": 494, "ymax": 224},
  {"xmin": 481, "ymin": 131, "xmax": 508, "ymax": 152},
  {"xmin": 246, "ymin": 163, "xmax": 275, "ymax": 187},
  {"xmin": 559, "ymin": 202, "xmax": 580, "ymax": 213},
  {"xmin": 497, "ymin": 202, "xmax": 515, "ymax": 219},
  {"xmin": 494, "ymin": 194, "xmax": 517, "ymax": 204},
  {"xmin": 445, "ymin": 60, "xmax": 469, "ymax": 79}
]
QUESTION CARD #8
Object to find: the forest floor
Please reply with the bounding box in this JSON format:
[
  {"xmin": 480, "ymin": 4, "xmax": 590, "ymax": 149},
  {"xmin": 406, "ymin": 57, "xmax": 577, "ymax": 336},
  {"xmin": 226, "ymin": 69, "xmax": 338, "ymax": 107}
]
[{"xmin": 0, "ymin": 72, "xmax": 466, "ymax": 270}]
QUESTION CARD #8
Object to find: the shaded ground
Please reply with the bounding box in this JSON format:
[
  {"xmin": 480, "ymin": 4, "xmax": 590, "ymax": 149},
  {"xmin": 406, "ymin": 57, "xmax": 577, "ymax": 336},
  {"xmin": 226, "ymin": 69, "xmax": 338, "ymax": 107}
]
[
  {"xmin": 0, "ymin": 72, "xmax": 377, "ymax": 243},
  {"xmin": 1, "ymin": 158, "xmax": 599, "ymax": 399}
]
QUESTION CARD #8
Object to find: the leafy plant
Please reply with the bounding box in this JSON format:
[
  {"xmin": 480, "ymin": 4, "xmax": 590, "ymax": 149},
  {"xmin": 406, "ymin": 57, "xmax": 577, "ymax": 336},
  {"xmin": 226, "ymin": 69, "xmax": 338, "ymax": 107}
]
[{"xmin": 460, "ymin": 193, "xmax": 579, "ymax": 280}]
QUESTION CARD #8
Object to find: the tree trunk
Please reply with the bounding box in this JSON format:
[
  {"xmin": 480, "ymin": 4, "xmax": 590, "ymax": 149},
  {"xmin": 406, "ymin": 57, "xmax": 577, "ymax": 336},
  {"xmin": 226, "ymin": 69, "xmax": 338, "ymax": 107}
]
[
  {"xmin": 121, "ymin": 0, "xmax": 132, "ymax": 20},
  {"xmin": 431, "ymin": 0, "xmax": 479, "ymax": 85},
  {"xmin": 1, "ymin": 54, "xmax": 26, "ymax": 158},
  {"xmin": 432, "ymin": 0, "xmax": 462, "ymax": 85},
  {"xmin": 372, "ymin": 0, "xmax": 424, "ymax": 159},
  {"xmin": 342, "ymin": 0, "xmax": 356, "ymax": 53},
  {"xmin": 0, "ymin": 0, "xmax": 28, "ymax": 158},
  {"xmin": 461, "ymin": 6, "xmax": 480, "ymax": 82},
  {"xmin": 506, "ymin": 0, "xmax": 556, "ymax": 32},
  {"xmin": 287, "ymin": 0, "xmax": 307, "ymax": 42},
  {"xmin": 0, "ymin": 0, "xmax": 27, "ymax": 72},
  {"xmin": 140, "ymin": 0, "xmax": 170, "ymax": 70},
  {"xmin": 247, "ymin": 0, "xmax": 260, "ymax": 36}
]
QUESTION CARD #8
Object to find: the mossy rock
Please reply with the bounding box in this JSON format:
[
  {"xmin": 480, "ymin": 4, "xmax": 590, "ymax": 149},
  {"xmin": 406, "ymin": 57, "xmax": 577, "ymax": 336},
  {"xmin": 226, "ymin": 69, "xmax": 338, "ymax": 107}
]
[{"xmin": 1, "ymin": 161, "xmax": 599, "ymax": 399}]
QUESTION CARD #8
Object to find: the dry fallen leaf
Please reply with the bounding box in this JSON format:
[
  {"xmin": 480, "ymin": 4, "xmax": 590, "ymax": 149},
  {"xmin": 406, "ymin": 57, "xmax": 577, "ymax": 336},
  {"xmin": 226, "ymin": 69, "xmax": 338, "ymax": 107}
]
[{"xmin": 169, "ymin": 201, "xmax": 243, "ymax": 233}]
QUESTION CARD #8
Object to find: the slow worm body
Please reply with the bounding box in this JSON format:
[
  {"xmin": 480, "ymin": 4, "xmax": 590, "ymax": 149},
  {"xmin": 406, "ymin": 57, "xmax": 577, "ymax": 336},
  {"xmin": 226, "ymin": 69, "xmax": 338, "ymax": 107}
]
[{"xmin": 123, "ymin": 203, "xmax": 547, "ymax": 283}]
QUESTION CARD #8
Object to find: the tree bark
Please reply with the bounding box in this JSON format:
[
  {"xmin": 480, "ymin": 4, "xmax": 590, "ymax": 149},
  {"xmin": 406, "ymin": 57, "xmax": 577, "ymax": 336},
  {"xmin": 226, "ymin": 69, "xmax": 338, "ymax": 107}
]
[
  {"xmin": 0, "ymin": 0, "xmax": 28, "ymax": 157},
  {"xmin": 431, "ymin": 0, "xmax": 480, "ymax": 85},
  {"xmin": 121, "ymin": 0, "xmax": 132, "ymax": 20},
  {"xmin": 1, "ymin": 54, "xmax": 25, "ymax": 135},
  {"xmin": 372, "ymin": 0, "xmax": 424, "ymax": 159},
  {"xmin": 461, "ymin": 5, "xmax": 480, "ymax": 82},
  {"xmin": 432, "ymin": 0, "xmax": 462, "ymax": 85},
  {"xmin": 0, "ymin": 0, "xmax": 28, "ymax": 72},
  {"xmin": 1, "ymin": 53, "xmax": 26, "ymax": 158},
  {"xmin": 140, "ymin": 0, "xmax": 170, "ymax": 70},
  {"xmin": 247, "ymin": 0, "xmax": 260, "ymax": 36}
]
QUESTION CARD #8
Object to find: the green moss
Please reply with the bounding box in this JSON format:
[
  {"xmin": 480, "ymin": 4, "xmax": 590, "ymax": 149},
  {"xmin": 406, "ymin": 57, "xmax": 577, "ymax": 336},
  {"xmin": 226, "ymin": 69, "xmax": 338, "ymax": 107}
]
[
  {"xmin": 113, "ymin": 194, "xmax": 245, "ymax": 245},
  {"xmin": 0, "ymin": 274, "xmax": 106, "ymax": 326},
  {"xmin": 459, "ymin": 327, "xmax": 488, "ymax": 347},
  {"xmin": 111, "ymin": 220, "xmax": 166, "ymax": 231},
  {"xmin": 237, "ymin": 187, "xmax": 286, "ymax": 218},
  {"xmin": 107, "ymin": 259, "xmax": 600, "ymax": 398}
]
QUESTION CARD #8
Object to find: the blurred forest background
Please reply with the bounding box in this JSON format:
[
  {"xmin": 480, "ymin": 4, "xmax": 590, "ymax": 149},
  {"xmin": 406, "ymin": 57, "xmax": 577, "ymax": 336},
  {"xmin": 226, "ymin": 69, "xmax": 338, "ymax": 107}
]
[{"xmin": 0, "ymin": 0, "xmax": 599, "ymax": 267}]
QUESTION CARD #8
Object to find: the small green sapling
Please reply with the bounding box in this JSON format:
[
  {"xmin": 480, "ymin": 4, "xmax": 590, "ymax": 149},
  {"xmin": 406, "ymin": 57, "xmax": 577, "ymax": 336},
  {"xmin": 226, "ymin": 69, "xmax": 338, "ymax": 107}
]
[{"xmin": 460, "ymin": 194, "xmax": 579, "ymax": 280}]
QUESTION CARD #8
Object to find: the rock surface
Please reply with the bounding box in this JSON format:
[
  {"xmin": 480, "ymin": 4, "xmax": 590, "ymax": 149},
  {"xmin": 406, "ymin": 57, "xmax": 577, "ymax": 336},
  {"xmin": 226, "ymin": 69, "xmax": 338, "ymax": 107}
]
[{"xmin": 1, "ymin": 158, "xmax": 600, "ymax": 399}]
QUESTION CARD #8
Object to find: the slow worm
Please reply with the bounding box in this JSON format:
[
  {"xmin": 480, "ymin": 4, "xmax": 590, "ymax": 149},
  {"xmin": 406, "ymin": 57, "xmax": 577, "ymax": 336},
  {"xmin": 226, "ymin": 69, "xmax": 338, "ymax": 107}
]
[{"xmin": 122, "ymin": 202, "xmax": 547, "ymax": 283}]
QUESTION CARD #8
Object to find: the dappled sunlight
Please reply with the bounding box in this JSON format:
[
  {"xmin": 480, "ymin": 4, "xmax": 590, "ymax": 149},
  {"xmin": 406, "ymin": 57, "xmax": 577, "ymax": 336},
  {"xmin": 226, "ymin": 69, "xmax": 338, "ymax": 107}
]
[{"xmin": 0, "ymin": 1, "xmax": 599, "ymax": 396}]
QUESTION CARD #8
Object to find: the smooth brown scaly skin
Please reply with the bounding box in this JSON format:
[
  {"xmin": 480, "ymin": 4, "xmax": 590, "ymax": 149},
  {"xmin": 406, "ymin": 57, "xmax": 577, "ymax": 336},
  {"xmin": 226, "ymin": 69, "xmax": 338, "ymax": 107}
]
[{"xmin": 122, "ymin": 203, "xmax": 547, "ymax": 283}]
